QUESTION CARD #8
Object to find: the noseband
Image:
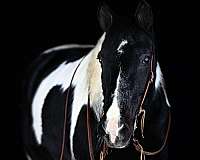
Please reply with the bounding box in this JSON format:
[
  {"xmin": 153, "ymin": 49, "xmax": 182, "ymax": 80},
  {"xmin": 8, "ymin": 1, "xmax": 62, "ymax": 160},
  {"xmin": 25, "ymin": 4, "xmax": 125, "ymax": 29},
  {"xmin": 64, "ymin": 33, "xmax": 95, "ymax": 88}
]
[{"xmin": 59, "ymin": 49, "xmax": 171, "ymax": 160}]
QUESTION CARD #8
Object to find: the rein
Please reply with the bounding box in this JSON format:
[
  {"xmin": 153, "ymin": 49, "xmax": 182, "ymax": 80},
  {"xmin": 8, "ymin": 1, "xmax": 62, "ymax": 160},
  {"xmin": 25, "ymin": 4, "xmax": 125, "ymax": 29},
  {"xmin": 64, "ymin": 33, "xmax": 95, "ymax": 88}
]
[
  {"xmin": 59, "ymin": 56, "xmax": 108, "ymax": 160},
  {"xmin": 133, "ymin": 110, "xmax": 171, "ymax": 160},
  {"xmin": 59, "ymin": 49, "xmax": 171, "ymax": 160},
  {"xmin": 59, "ymin": 57, "xmax": 86, "ymax": 160},
  {"xmin": 87, "ymin": 94, "xmax": 109, "ymax": 160}
]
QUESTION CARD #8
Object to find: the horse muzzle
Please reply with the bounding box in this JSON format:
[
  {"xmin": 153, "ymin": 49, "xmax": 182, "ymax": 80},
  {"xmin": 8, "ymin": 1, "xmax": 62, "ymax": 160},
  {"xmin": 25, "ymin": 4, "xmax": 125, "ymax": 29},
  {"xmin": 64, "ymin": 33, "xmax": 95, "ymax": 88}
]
[{"xmin": 102, "ymin": 122, "xmax": 132, "ymax": 149}]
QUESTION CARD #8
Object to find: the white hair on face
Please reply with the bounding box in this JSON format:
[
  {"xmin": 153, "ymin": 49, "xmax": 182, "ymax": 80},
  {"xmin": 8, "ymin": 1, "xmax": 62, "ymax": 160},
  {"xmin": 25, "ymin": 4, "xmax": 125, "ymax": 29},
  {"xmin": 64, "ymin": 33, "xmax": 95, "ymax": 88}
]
[
  {"xmin": 105, "ymin": 73, "xmax": 122, "ymax": 144},
  {"xmin": 117, "ymin": 39, "xmax": 128, "ymax": 54},
  {"xmin": 155, "ymin": 62, "xmax": 171, "ymax": 107}
]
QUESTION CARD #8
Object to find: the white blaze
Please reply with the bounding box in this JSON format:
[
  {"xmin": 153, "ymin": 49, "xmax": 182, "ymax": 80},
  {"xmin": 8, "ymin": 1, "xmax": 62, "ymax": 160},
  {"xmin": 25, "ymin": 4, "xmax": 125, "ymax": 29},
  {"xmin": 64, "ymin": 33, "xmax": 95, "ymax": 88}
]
[
  {"xmin": 106, "ymin": 74, "xmax": 121, "ymax": 143},
  {"xmin": 117, "ymin": 39, "xmax": 128, "ymax": 54}
]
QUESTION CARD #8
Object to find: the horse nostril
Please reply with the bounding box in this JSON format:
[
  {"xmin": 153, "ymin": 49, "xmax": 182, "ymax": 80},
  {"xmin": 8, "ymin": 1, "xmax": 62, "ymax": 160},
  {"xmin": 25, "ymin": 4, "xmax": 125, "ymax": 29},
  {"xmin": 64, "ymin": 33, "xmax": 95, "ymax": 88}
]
[{"xmin": 104, "ymin": 122, "xmax": 132, "ymax": 148}]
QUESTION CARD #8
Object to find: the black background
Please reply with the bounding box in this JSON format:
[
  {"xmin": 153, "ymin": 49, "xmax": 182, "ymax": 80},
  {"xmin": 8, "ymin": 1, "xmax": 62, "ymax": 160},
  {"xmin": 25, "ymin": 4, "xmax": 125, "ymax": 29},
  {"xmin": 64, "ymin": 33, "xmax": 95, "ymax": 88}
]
[{"xmin": 9, "ymin": 0, "xmax": 196, "ymax": 160}]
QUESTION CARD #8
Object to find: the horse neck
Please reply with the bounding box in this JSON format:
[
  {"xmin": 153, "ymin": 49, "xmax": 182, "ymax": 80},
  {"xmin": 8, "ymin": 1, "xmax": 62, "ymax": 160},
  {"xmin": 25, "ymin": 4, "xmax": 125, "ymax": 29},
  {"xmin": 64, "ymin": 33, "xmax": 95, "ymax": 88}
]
[
  {"xmin": 87, "ymin": 33, "xmax": 106, "ymax": 121},
  {"xmin": 142, "ymin": 85, "xmax": 170, "ymax": 152}
]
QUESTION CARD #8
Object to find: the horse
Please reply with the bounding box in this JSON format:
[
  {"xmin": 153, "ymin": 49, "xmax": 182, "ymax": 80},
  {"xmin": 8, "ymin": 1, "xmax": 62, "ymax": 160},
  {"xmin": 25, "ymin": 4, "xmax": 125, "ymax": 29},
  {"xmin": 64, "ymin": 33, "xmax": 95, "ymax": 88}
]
[{"xmin": 22, "ymin": 1, "xmax": 171, "ymax": 160}]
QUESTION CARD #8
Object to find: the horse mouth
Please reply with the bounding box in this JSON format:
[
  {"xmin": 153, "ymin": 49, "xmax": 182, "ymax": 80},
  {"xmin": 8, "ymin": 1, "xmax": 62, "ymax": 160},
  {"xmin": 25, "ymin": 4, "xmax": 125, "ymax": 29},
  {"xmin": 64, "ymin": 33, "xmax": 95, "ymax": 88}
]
[
  {"xmin": 103, "ymin": 128, "xmax": 132, "ymax": 149},
  {"xmin": 104, "ymin": 136, "xmax": 131, "ymax": 149}
]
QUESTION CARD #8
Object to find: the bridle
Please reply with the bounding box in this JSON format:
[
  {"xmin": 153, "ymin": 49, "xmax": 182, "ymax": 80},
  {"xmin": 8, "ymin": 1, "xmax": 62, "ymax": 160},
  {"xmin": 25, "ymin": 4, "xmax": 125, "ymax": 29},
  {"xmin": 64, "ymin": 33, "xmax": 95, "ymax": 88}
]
[{"xmin": 59, "ymin": 47, "xmax": 171, "ymax": 160}]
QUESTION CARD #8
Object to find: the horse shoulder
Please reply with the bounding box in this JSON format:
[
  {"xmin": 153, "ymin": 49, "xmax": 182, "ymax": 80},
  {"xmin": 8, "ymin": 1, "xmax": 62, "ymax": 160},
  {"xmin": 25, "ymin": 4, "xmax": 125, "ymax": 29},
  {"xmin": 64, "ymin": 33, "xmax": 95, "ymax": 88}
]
[{"xmin": 25, "ymin": 45, "xmax": 93, "ymax": 145}]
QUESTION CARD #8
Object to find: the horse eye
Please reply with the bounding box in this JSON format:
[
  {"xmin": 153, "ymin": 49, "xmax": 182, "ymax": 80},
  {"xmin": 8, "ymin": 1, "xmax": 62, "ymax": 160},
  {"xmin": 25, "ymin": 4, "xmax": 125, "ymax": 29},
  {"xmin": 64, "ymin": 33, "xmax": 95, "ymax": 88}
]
[{"xmin": 142, "ymin": 56, "xmax": 151, "ymax": 64}]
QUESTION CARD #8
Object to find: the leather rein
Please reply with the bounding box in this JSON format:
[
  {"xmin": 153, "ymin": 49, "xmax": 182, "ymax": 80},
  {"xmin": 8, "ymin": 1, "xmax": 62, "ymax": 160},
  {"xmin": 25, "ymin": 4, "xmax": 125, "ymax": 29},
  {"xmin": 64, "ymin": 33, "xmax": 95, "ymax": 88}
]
[{"xmin": 59, "ymin": 50, "xmax": 171, "ymax": 160}]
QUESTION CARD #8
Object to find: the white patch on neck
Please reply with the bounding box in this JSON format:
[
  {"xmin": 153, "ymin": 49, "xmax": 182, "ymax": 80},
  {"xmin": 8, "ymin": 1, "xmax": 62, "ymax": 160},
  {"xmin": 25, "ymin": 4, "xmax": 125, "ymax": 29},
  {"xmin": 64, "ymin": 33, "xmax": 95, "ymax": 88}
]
[
  {"xmin": 87, "ymin": 33, "xmax": 106, "ymax": 121},
  {"xmin": 155, "ymin": 62, "xmax": 171, "ymax": 107},
  {"xmin": 70, "ymin": 33, "xmax": 106, "ymax": 160},
  {"xmin": 155, "ymin": 62, "xmax": 162, "ymax": 89},
  {"xmin": 106, "ymin": 74, "xmax": 121, "ymax": 143},
  {"xmin": 117, "ymin": 39, "xmax": 128, "ymax": 54},
  {"xmin": 32, "ymin": 59, "xmax": 83, "ymax": 144}
]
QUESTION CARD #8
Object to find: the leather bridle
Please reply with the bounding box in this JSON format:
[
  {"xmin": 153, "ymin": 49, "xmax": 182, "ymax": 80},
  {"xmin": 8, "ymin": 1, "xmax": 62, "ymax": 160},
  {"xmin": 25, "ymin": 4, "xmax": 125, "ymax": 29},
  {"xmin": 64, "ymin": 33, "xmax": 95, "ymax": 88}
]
[{"xmin": 59, "ymin": 48, "xmax": 171, "ymax": 160}]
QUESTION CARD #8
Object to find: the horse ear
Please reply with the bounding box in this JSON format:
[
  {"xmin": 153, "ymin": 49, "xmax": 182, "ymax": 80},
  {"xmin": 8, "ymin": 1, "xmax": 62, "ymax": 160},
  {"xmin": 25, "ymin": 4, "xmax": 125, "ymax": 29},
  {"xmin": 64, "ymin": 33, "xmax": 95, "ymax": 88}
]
[
  {"xmin": 98, "ymin": 3, "xmax": 113, "ymax": 32},
  {"xmin": 135, "ymin": 0, "xmax": 153, "ymax": 32}
]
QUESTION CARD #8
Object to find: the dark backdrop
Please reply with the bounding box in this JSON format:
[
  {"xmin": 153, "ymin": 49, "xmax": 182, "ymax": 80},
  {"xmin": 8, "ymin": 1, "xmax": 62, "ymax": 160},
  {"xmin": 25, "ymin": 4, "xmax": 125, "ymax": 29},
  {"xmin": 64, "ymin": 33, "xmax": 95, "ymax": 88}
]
[{"xmin": 11, "ymin": 0, "xmax": 196, "ymax": 160}]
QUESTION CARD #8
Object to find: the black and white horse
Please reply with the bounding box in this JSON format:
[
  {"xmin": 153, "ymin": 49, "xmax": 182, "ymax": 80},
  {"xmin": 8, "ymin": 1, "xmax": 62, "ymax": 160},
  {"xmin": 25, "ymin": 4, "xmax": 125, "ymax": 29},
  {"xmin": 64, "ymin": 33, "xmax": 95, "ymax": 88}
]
[{"xmin": 22, "ymin": 1, "xmax": 170, "ymax": 160}]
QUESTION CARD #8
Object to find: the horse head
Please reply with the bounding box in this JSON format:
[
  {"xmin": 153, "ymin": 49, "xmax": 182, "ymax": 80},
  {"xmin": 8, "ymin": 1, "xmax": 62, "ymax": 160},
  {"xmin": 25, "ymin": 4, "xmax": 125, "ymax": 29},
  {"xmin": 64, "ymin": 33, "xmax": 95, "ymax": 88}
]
[{"xmin": 96, "ymin": 1, "xmax": 156, "ymax": 149}]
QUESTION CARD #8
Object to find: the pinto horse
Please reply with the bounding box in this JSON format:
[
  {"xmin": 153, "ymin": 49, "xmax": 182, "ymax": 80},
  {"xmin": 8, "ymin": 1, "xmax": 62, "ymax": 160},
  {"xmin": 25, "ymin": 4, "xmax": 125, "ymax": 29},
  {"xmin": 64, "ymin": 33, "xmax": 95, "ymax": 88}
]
[{"xmin": 22, "ymin": 1, "xmax": 171, "ymax": 160}]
